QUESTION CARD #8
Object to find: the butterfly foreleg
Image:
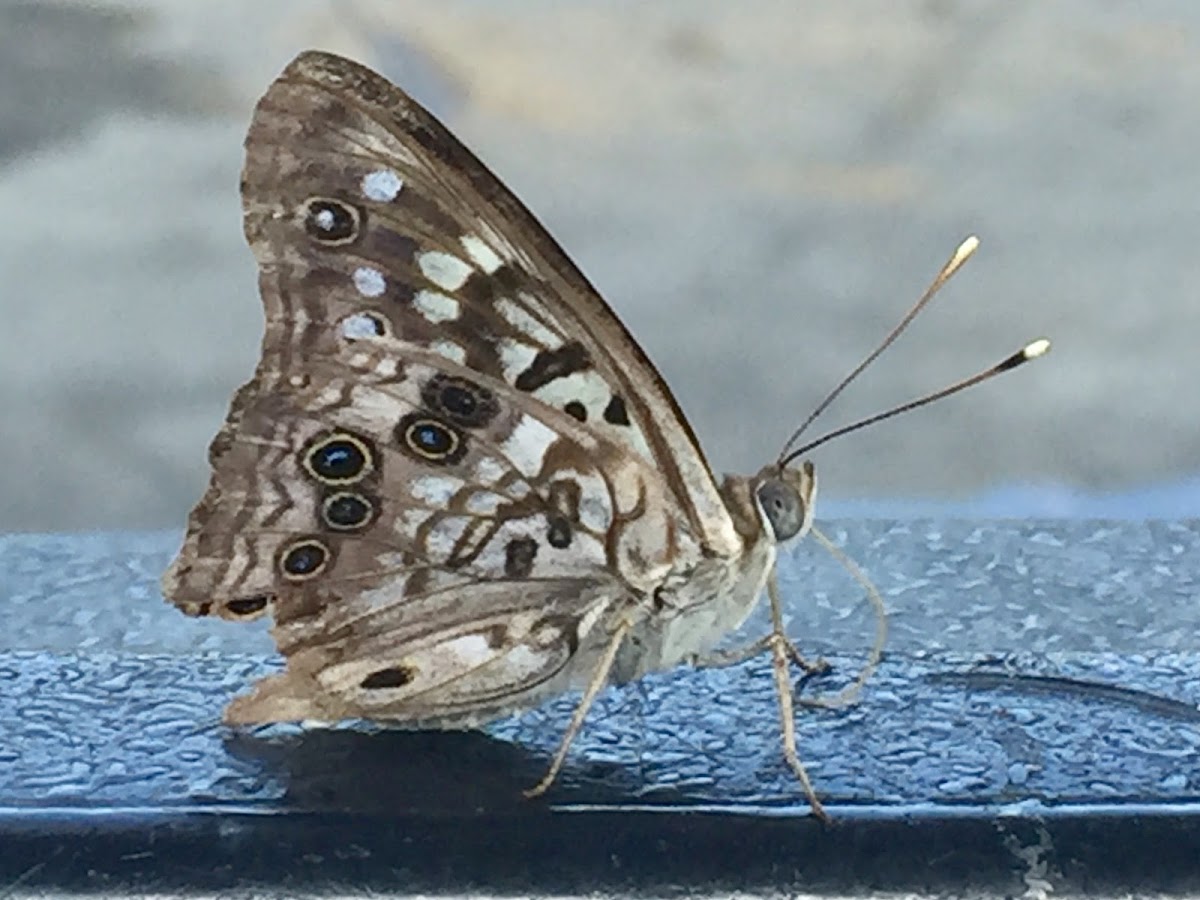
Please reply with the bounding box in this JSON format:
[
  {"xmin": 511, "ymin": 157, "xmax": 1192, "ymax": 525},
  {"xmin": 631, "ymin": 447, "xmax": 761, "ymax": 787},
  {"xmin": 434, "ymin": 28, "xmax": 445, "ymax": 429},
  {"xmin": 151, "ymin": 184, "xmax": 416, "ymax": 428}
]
[
  {"xmin": 767, "ymin": 627, "xmax": 830, "ymax": 823},
  {"xmin": 686, "ymin": 572, "xmax": 830, "ymax": 675},
  {"xmin": 523, "ymin": 614, "xmax": 635, "ymax": 798},
  {"xmin": 764, "ymin": 571, "xmax": 831, "ymax": 823},
  {"xmin": 688, "ymin": 633, "xmax": 830, "ymax": 676}
]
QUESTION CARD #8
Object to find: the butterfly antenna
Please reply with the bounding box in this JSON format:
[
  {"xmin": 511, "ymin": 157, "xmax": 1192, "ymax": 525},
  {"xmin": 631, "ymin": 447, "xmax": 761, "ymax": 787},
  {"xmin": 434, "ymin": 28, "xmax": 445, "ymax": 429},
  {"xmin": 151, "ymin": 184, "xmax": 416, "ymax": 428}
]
[
  {"xmin": 777, "ymin": 235, "xmax": 981, "ymax": 464},
  {"xmin": 780, "ymin": 337, "xmax": 1050, "ymax": 467}
]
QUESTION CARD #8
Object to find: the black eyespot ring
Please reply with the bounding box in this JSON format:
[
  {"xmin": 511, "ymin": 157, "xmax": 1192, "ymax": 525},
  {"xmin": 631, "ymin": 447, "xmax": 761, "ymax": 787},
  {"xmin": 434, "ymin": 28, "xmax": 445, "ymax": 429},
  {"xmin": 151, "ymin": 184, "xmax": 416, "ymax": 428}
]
[
  {"xmin": 396, "ymin": 413, "xmax": 466, "ymax": 465},
  {"xmin": 303, "ymin": 432, "xmax": 375, "ymax": 485},
  {"xmin": 279, "ymin": 538, "xmax": 330, "ymax": 581},
  {"xmin": 420, "ymin": 374, "xmax": 499, "ymax": 429},
  {"xmin": 302, "ymin": 197, "xmax": 361, "ymax": 244},
  {"xmin": 321, "ymin": 491, "xmax": 375, "ymax": 532}
]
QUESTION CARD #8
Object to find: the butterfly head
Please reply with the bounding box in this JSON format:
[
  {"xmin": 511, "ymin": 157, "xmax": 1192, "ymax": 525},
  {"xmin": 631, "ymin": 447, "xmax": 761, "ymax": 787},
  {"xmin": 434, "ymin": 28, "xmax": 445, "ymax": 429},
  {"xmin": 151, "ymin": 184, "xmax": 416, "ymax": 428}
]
[{"xmin": 753, "ymin": 460, "xmax": 817, "ymax": 544}]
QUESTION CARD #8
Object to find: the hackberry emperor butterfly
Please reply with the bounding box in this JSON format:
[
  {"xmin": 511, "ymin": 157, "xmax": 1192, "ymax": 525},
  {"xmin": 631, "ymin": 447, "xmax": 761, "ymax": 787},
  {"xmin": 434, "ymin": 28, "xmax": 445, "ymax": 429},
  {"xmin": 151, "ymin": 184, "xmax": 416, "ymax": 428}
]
[{"xmin": 163, "ymin": 50, "xmax": 1049, "ymax": 820}]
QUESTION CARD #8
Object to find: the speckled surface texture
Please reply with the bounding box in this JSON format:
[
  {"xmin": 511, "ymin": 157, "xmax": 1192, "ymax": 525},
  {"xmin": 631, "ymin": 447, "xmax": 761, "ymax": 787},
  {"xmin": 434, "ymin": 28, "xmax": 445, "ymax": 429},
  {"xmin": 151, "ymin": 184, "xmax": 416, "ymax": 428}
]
[
  {"xmin": 2, "ymin": 648, "xmax": 1199, "ymax": 813},
  {"xmin": 2, "ymin": 522, "xmax": 1199, "ymax": 895},
  {"xmin": 5, "ymin": 520, "xmax": 1198, "ymax": 655}
]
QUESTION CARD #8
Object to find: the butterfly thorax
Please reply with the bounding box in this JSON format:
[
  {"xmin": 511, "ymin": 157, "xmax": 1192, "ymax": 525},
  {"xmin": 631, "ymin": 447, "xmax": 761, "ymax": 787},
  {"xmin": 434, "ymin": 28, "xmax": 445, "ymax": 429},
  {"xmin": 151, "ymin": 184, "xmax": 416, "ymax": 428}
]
[{"xmin": 612, "ymin": 461, "xmax": 817, "ymax": 681}]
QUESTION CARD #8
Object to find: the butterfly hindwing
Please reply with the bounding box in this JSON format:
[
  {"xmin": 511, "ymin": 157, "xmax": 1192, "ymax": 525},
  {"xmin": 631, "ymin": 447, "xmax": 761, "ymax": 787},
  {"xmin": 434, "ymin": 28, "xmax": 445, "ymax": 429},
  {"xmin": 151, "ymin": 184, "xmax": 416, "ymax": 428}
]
[
  {"xmin": 163, "ymin": 328, "xmax": 696, "ymax": 722},
  {"xmin": 225, "ymin": 576, "xmax": 624, "ymax": 728}
]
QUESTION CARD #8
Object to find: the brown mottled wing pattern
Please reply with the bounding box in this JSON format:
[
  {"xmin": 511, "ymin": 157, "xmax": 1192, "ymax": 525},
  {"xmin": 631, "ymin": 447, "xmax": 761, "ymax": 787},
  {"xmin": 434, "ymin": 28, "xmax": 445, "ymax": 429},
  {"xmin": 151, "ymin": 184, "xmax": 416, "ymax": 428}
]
[
  {"xmin": 250, "ymin": 50, "xmax": 737, "ymax": 552},
  {"xmin": 161, "ymin": 51, "xmax": 739, "ymax": 725}
]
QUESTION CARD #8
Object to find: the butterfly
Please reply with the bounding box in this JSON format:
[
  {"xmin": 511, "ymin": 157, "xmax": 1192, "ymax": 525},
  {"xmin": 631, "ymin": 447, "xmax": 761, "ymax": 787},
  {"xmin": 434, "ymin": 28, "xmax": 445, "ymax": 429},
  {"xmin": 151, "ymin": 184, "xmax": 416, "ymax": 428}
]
[{"xmin": 163, "ymin": 50, "xmax": 1049, "ymax": 821}]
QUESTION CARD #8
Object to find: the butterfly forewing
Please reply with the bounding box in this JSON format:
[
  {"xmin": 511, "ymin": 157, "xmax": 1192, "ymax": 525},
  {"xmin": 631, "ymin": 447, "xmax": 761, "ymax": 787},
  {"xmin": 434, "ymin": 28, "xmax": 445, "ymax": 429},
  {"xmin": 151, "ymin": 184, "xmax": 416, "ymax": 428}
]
[{"xmin": 241, "ymin": 51, "xmax": 740, "ymax": 555}]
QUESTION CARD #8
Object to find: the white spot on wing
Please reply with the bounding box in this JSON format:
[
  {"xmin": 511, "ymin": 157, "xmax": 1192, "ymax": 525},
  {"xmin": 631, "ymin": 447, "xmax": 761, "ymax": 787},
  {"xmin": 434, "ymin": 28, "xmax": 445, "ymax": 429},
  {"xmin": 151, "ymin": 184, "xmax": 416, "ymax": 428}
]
[
  {"xmin": 373, "ymin": 358, "xmax": 400, "ymax": 378},
  {"xmin": 314, "ymin": 208, "xmax": 335, "ymax": 231},
  {"xmin": 503, "ymin": 645, "xmax": 555, "ymax": 679},
  {"xmin": 577, "ymin": 599, "xmax": 607, "ymax": 641},
  {"xmin": 531, "ymin": 621, "xmax": 563, "ymax": 645},
  {"xmin": 460, "ymin": 234, "xmax": 504, "ymax": 274},
  {"xmin": 501, "ymin": 416, "xmax": 558, "ymax": 478},
  {"xmin": 414, "ymin": 289, "xmax": 460, "ymax": 323},
  {"xmin": 396, "ymin": 508, "xmax": 433, "ymax": 536},
  {"xmin": 425, "ymin": 516, "xmax": 470, "ymax": 561},
  {"xmin": 315, "ymin": 383, "xmax": 345, "ymax": 407},
  {"xmin": 498, "ymin": 337, "xmax": 538, "ymax": 382},
  {"xmin": 478, "ymin": 220, "xmax": 531, "ymax": 268},
  {"xmin": 532, "ymin": 371, "xmax": 611, "ymax": 419},
  {"xmin": 429, "ymin": 340, "xmax": 466, "ymax": 364},
  {"xmin": 465, "ymin": 491, "xmax": 506, "ymax": 516},
  {"xmin": 495, "ymin": 298, "xmax": 563, "ymax": 348},
  {"xmin": 440, "ymin": 633, "xmax": 497, "ymax": 668},
  {"xmin": 341, "ymin": 313, "xmax": 385, "ymax": 340},
  {"xmin": 353, "ymin": 267, "xmax": 386, "ymax": 298},
  {"xmin": 473, "ymin": 457, "xmax": 506, "ymax": 486},
  {"xmin": 410, "ymin": 475, "xmax": 464, "ymax": 506},
  {"xmin": 361, "ymin": 168, "xmax": 403, "ymax": 202},
  {"xmin": 608, "ymin": 417, "xmax": 654, "ymax": 463},
  {"xmin": 418, "ymin": 251, "xmax": 472, "ymax": 291},
  {"xmin": 556, "ymin": 468, "xmax": 613, "ymax": 532},
  {"xmin": 533, "ymin": 371, "xmax": 654, "ymax": 461}
]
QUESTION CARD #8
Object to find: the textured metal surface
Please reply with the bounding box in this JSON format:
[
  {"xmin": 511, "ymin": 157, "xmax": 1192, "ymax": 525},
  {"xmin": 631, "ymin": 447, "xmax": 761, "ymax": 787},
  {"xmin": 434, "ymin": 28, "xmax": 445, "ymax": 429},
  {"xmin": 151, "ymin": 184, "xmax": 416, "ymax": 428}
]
[
  {"xmin": 1, "ymin": 649, "xmax": 1199, "ymax": 811},
  {"xmin": 5, "ymin": 519, "xmax": 1200, "ymax": 655},
  {"xmin": 2, "ymin": 521, "xmax": 1199, "ymax": 896}
]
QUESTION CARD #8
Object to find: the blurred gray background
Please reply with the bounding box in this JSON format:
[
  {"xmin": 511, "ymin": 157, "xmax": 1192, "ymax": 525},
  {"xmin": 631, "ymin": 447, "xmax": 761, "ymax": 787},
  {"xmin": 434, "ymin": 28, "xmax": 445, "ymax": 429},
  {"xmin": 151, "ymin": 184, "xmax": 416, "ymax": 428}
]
[{"xmin": 2, "ymin": 0, "xmax": 1198, "ymax": 533}]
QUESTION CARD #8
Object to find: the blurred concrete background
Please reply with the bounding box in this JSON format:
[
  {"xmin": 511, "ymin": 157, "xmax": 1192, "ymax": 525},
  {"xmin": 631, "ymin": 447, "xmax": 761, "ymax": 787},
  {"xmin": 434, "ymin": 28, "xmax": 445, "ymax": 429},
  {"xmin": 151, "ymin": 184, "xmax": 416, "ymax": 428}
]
[{"xmin": 1, "ymin": 0, "xmax": 1197, "ymax": 532}]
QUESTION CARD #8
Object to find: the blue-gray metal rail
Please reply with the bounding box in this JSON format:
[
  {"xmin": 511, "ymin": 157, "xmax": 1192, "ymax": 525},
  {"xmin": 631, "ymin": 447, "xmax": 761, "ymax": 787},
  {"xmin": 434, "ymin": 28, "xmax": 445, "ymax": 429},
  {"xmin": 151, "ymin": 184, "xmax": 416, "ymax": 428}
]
[{"xmin": 2, "ymin": 521, "xmax": 1198, "ymax": 896}]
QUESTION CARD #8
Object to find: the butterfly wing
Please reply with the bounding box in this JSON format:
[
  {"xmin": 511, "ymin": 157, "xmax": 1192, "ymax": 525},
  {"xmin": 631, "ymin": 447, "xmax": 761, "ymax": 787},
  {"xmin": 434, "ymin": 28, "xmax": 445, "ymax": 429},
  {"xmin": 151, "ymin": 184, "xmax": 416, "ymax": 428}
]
[
  {"xmin": 162, "ymin": 51, "xmax": 742, "ymax": 725},
  {"xmin": 166, "ymin": 353, "xmax": 683, "ymax": 723},
  {"xmin": 245, "ymin": 50, "xmax": 740, "ymax": 553}
]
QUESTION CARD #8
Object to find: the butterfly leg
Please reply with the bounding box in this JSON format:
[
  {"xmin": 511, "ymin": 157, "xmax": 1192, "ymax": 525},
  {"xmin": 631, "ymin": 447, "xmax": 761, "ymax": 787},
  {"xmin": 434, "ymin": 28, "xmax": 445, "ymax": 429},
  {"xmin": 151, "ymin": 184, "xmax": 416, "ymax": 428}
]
[
  {"xmin": 688, "ymin": 634, "xmax": 829, "ymax": 676},
  {"xmin": 794, "ymin": 525, "xmax": 889, "ymax": 711},
  {"xmin": 524, "ymin": 616, "xmax": 634, "ymax": 798},
  {"xmin": 687, "ymin": 576, "xmax": 828, "ymax": 674},
  {"xmin": 767, "ymin": 627, "xmax": 831, "ymax": 823},
  {"xmin": 765, "ymin": 573, "xmax": 831, "ymax": 823}
]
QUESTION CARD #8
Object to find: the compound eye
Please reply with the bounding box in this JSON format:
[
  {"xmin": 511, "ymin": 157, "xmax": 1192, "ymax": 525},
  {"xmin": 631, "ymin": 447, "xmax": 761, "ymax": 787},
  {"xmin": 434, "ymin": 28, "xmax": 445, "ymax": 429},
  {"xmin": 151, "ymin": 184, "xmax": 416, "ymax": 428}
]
[{"xmin": 756, "ymin": 478, "xmax": 805, "ymax": 541}]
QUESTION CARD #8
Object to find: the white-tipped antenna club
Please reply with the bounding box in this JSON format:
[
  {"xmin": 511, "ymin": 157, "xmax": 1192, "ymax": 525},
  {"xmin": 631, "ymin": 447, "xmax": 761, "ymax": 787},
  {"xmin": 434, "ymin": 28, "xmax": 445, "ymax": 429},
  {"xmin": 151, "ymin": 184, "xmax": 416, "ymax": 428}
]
[
  {"xmin": 778, "ymin": 235, "xmax": 982, "ymax": 463},
  {"xmin": 780, "ymin": 336, "xmax": 1052, "ymax": 466},
  {"xmin": 1021, "ymin": 338, "xmax": 1052, "ymax": 360},
  {"xmin": 943, "ymin": 235, "xmax": 979, "ymax": 279}
]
